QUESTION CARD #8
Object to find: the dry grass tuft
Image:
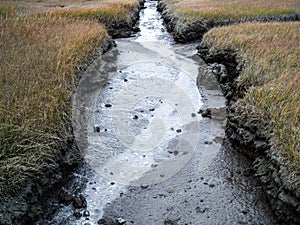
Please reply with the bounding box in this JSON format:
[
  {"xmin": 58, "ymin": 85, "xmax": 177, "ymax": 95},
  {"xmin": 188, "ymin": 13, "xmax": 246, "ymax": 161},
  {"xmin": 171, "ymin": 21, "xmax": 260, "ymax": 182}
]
[{"xmin": 203, "ymin": 22, "xmax": 300, "ymax": 169}]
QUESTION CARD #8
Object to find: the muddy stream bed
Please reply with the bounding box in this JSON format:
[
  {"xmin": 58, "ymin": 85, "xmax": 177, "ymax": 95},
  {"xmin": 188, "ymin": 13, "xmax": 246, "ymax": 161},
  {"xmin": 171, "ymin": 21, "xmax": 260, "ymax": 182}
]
[{"xmin": 38, "ymin": 1, "xmax": 278, "ymax": 224}]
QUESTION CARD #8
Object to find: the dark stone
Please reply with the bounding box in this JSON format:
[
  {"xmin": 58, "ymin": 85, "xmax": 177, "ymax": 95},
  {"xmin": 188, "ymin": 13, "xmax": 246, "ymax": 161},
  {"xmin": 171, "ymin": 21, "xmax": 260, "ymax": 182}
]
[
  {"xmin": 73, "ymin": 194, "xmax": 87, "ymax": 209},
  {"xmin": 164, "ymin": 213, "xmax": 181, "ymax": 225},
  {"xmin": 141, "ymin": 184, "xmax": 149, "ymax": 189},
  {"xmin": 105, "ymin": 104, "xmax": 112, "ymax": 108},
  {"xmin": 97, "ymin": 217, "xmax": 118, "ymax": 225},
  {"xmin": 59, "ymin": 190, "xmax": 73, "ymax": 205},
  {"xmin": 124, "ymin": 78, "xmax": 128, "ymax": 82},
  {"xmin": 176, "ymin": 129, "xmax": 182, "ymax": 133},
  {"xmin": 94, "ymin": 125, "xmax": 100, "ymax": 133},
  {"xmin": 97, "ymin": 218, "xmax": 106, "ymax": 224},
  {"xmin": 199, "ymin": 109, "xmax": 211, "ymax": 118},
  {"xmin": 117, "ymin": 218, "xmax": 126, "ymax": 224},
  {"xmin": 195, "ymin": 206, "xmax": 208, "ymax": 213},
  {"xmin": 133, "ymin": 115, "xmax": 138, "ymax": 120},
  {"xmin": 83, "ymin": 210, "xmax": 90, "ymax": 217},
  {"xmin": 73, "ymin": 209, "xmax": 82, "ymax": 219},
  {"xmin": 149, "ymin": 108, "xmax": 155, "ymax": 111},
  {"xmin": 132, "ymin": 26, "xmax": 141, "ymax": 32}
]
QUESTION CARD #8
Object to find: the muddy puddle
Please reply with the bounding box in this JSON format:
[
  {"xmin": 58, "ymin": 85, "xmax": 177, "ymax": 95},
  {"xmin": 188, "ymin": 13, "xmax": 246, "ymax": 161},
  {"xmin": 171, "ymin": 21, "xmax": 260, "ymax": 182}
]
[{"xmin": 39, "ymin": 1, "xmax": 278, "ymax": 224}]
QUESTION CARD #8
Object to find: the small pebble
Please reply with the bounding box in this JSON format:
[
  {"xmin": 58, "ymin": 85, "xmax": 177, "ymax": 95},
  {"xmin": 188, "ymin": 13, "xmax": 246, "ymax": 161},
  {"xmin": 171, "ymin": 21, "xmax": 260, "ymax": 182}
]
[
  {"xmin": 73, "ymin": 209, "xmax": 81, "ymax": 219},
  {"xmin": 117, "ymin": 218, "xmax": 126, "ymax": 224},
  {"xmin": 83, "ymin": 210, "xmax": 90, "ymax": 217},
  {"xmin": 94, "ymin": 125, "xmax": 100, "ymax": 133},
  {"xmin": 141, "ymin": 184, "xmax": 149, "ymax": 189}
]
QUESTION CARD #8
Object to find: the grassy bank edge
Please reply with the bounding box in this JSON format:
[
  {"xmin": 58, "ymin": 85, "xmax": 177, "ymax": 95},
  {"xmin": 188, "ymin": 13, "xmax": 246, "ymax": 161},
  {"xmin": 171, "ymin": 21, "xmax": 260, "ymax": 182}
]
[
  {"xmin": 201, "ymin": 21, "xmax": 300, "ymax": 171},
  {"xmin": 0, "ymin": 0, "xmax": 141, "ymax": 205}
]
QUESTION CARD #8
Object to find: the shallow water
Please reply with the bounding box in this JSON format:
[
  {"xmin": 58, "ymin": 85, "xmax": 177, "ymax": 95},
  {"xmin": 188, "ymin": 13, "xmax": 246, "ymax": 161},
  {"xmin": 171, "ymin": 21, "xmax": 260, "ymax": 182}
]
[{"xmin": 44, "ymin": 1, "xmax": 278, "ymax": 224}]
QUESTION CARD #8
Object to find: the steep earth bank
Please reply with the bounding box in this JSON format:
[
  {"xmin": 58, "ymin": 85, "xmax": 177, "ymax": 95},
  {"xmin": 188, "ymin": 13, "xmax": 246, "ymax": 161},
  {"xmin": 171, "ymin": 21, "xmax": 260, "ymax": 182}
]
[
  {"xmin": 0, "ymin": 1, "xmax": 144, "ymax": 224},
  {"xmin": 157, "ymin": 0, "xmax": 300, "ymax": 224},
  {"xmin": 197, "ymin": 44, "xmax": 300, "ymax": 225},
  {"xmin": 105, "ymin": 0, "xmax": 144, "ymax": 38},
  {"xmin": 157, "ymin": 0, "xmax": 300, "ymax": 43}
]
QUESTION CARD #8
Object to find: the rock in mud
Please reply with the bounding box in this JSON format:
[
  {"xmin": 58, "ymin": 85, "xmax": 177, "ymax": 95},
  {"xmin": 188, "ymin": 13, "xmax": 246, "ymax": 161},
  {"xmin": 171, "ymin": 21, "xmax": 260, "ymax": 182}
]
[
  {"xmin": 59, "ymin": 190, "xmax": 74, "ymax": 205},
  {"xmin": 83, "ymin": 210, "xmax": 90, "ymax": 217},
  {"xmin": 164, "ymin": 213, "xmax": 181, "ymax": 225},
  {"xmin": 117, "ymin": 217, "xmax": 126, "ymax": 224},
  {"xmin": 198, "ymin": 108, "xmax": 211, "ymax": 118},
  {"xmin": 94, "ymin": 124, "xmax": 100, "ymax": 133},
  {"xmin": 73, "ymin": 209, "xmax": 82, "ymax": 219},
  {"xmin": 97, "ymin": 216, "xmax": 119, "ymax": 225},
  {"xmin": 140, "ymin": 184, "xmax": 149, "ymax": 189},
  {"xmin": 73, "ymin": 194, "xmax": 87, "ymax": 209}
]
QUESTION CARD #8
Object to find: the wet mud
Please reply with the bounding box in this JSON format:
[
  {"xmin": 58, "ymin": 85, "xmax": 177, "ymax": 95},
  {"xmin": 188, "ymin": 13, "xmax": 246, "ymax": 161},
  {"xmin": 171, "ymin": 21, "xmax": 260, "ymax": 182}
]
[{"xmin": 37, "ymin": 1, "xmax": 280, "ymax": 225}]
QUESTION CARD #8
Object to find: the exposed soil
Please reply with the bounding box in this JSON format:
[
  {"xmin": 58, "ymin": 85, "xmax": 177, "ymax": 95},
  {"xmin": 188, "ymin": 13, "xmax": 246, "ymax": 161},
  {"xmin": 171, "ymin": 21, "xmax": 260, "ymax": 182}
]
[{"xmin": 197, "ymin": 43, "xmax": 300, "ymax": 224}]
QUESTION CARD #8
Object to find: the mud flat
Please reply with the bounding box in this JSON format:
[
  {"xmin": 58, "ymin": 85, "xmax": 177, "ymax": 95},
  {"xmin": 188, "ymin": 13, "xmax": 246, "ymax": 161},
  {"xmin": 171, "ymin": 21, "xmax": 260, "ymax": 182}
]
[{"xmin": 157, "ymin": 0, "xmax": 300, "ymax": 224}]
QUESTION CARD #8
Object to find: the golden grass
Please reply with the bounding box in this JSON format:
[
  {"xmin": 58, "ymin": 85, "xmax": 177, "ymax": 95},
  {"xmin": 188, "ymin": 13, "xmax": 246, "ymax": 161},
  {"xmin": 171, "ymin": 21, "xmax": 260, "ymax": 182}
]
[
  {"xmin": 165, "ymin": 0, "xmax": 300, "ymax": 19},
  {"xmin": 0, "ymin": 0, "xmax": 140, "ymax": 196},
  {"xmin": 51, "ymin": 2, "xmax": 135, "ymax": 24},
  {"xmin": 0, "ymin": 4, "xmax": 15, "ymax": 17},
  {"xmin": 203, "ymin": 22, "xmax": 300, "ymax": 169},
  {"xmin": 0, "ymin": 12, "xmax": 107, "ymax": 194},
  {"xmin": 0, "ymin": 0, "xmax": 138, "ymax": 15}
]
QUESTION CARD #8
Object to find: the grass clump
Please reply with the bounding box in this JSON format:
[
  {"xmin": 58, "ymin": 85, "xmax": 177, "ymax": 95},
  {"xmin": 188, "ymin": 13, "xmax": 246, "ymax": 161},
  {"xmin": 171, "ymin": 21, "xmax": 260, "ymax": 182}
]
[
  {"xmin": 165, "ymin": 0, "xmax": 300, "ymax": 20},
  {"xmin": 203, "ymin": 22, "xmax": 300, "ymax": 169},
  {"xmin": 52, "ymin": 2, "xmax": 135, "ymax": 24},
  {"xmin": 0, "ymin": 13, "xmax": 107, "ymax": 195},
  {"xmin": 0, "ymin": 4, "xmax": 15, "ymax": 17}
]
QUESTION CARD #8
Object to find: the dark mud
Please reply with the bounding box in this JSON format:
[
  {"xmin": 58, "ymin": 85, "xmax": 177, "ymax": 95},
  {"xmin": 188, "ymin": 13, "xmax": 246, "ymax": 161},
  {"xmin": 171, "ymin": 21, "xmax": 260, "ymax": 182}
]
[{"xmin": 157, "ymin": 0, "xmax": 300, "ymax": 43}]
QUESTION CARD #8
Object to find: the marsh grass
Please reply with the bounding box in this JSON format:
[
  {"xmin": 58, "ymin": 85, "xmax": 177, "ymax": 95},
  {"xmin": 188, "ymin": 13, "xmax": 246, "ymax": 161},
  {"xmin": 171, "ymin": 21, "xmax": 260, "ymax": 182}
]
[
  {"xmin": 51, "ymin": 3, "xmax": 132, "ymax": 24},
  {"xmin": 0, "ymin": 4, "xmax": 15, "ymax": 17},
  {"xmin": 0, "ymin": 11, "xmax": 107, "ymax": 195},
  {"xmin": 203, "ymin": 22, "xmax": 300, "ymax": 169},
  {"xmin": 0, "ymin": 0, "xmax": 140, "ymax": 196},
  {"xmin": 165, "ymin": 0, "xmax": 300, "ymax": 20}
]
